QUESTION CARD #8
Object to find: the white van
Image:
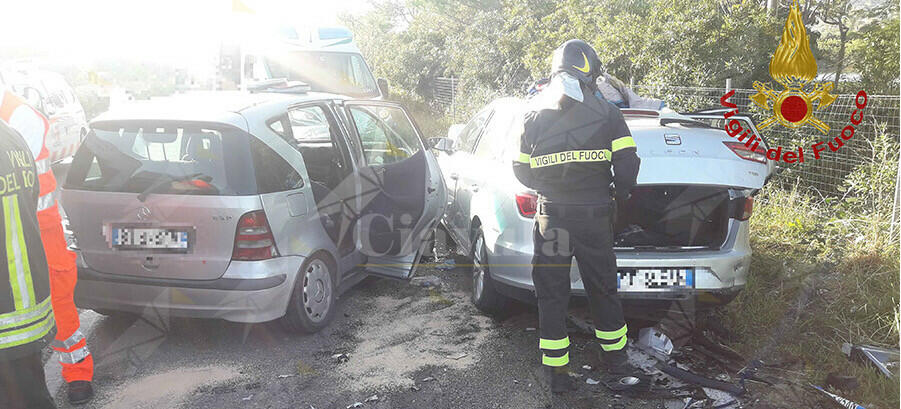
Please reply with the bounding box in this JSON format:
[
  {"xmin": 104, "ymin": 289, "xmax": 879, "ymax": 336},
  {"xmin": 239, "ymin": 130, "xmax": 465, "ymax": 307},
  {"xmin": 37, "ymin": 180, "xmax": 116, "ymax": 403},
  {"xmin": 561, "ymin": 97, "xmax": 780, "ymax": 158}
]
[{"xmin": 222, "ymin": 26, "xmax": 387, "ymax": 99}]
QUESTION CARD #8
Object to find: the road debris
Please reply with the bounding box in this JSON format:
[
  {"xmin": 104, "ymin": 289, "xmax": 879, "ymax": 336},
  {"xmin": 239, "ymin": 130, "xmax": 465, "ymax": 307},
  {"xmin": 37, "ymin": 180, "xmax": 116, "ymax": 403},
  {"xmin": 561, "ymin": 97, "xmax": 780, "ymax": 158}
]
[
  {"xmin": 277, "ymin": 374, "xmax": 296, "ymax": 379},
  {"xmin": 410, "ymin": 385, "xmax": 420, "ymax": 391},
  {"xmin": 824, "ymin": 373, "xmax": 859, "ymax": 391},
  {"xmin": 658, "ymin": 363, "xmax": 744, "ymax": 395},
  {"xmin": 364, "ymin": 394, "xmax": 379, "ymax": 402},
  {"xmin": 638, "ymin": 327, "xmax": 674, "ymax": 356},
  {"xmin": 582, "ymin": 365, "xmax": 592, "ymax": 371},
  {"xmin": 421, "ymin": 376, "xmax": 436, "ymax": 382},
  {"xmin": 446, "ymin": 352, "xmax": 468, "ymax": 360},
  {"xmin": 524, "ymin": 327, "xmax": 536, "ymax": 332},
  {"xmin": 241, "ymin": 394, "xmax": 253, "ymax": 401},
  {"xmin": 434, "ymin": 259, "xmax": 456, "ymax": 270},
  {"xmin": 586, "ymin": 378, "xmax": 600, "ymax": 385},
  {"xmin": 346, "ymin": 402, "xmax": 363, "ymax": 409},
  {"xmin": 332, "ymin": 353, "xmax": 349, "ymax": 363},
  {"xmin": 411, "ymin": 275, "xmax": 442, "ymax": 288},
  {"xmin": 841, "ymin": 343, "xmax": 899, "ymax": 378},
  {"xmin": 810, "ymin": 384, "xmax": 866, "ymax": 409}
]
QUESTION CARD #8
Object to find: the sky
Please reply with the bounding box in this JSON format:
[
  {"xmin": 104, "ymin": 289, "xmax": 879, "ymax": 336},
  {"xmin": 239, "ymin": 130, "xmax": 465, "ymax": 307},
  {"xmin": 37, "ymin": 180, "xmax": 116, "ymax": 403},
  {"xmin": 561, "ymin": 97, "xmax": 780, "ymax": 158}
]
[{"xmin": 0, "ymin": 0, "xmax": 371, "ymax": 67}]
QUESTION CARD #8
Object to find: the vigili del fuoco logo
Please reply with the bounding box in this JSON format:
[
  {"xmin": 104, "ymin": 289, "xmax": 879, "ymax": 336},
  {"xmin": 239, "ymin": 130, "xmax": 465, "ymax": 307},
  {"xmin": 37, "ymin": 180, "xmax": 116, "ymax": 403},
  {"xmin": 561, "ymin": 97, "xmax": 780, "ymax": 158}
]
[{"xmin": 719, "ymin": 0, "xmax": 868, "ymax": 164}]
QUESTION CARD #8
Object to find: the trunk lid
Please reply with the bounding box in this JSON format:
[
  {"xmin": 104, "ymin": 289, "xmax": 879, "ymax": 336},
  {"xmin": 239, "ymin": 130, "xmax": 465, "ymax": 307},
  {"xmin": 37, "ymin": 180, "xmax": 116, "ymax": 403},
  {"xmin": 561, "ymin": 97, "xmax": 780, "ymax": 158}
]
[
  {"xmin": 625, "ymin": 114, "xmax": 768, "ymax": 189},
  {"xmin": 63, "ymin": 191, "xmax": 261, "ymax": 280},
  {"xmin": 62, "ymin": 120, "xmax": 262, "ymax": 280}
]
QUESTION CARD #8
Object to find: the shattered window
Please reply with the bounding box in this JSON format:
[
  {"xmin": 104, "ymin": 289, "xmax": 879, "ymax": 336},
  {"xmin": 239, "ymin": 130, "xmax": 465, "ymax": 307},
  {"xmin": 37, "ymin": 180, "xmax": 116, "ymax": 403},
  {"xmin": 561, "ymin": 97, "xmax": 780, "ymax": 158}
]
[{"xmin": 349, "ymin": 105, "xmax": 422, "ymax": 165}]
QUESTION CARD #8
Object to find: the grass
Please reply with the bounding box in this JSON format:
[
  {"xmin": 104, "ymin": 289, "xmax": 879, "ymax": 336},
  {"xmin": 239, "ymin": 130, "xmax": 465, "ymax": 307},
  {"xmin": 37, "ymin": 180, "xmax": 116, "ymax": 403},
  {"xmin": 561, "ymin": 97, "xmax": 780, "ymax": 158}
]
[{"xmin": 722, "ymin": 183, "xmax": 900, "ymax": 408}]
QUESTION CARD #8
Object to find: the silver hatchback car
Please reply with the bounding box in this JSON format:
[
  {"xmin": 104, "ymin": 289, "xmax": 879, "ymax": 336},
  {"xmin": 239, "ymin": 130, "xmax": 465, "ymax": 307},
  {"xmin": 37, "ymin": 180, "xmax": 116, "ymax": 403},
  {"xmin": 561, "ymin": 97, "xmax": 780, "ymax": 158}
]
[
  {"xmin": 434, "ymin": 97, "xmax": 773, "ymax": 313},
  {"xmin": 63, "ymin": 91, "xmax": 446, "ymax": 332}
]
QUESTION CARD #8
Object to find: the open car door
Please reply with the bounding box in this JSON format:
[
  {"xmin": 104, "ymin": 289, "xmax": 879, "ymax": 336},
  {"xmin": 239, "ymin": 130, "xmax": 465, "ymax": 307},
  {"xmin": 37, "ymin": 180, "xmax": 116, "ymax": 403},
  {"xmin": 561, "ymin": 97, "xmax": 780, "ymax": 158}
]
[{"xmin": 343, "ymin": 101, "xmax": 446, "ymax": 280}]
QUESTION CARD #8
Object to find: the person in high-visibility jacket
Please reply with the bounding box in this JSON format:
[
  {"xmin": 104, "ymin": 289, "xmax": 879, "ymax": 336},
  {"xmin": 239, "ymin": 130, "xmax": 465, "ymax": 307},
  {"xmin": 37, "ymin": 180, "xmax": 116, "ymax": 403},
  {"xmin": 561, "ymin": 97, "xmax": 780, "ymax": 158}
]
[
  {"xmin": 0, "ymin": 119, "xmax": 57, "ymax": 409},
  {"xmin": 0, "ymin": 87, "xmax": 94, "ymax": 404}
]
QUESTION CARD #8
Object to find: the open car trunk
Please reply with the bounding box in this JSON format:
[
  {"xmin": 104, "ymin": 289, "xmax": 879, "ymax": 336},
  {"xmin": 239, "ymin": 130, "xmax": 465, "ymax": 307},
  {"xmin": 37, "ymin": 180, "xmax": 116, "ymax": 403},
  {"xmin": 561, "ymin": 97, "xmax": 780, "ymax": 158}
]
[{"xmin": 614, "ymin": 185, "xmax": 734, "ymax": 250}]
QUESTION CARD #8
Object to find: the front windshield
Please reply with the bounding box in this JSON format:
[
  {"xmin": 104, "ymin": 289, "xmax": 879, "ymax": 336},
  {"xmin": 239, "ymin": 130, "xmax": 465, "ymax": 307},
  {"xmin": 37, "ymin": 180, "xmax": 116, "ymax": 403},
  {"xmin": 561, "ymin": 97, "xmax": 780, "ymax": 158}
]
[{"xmin": 265, "ymin": 51, "xmax": 379, "ymax": 98}]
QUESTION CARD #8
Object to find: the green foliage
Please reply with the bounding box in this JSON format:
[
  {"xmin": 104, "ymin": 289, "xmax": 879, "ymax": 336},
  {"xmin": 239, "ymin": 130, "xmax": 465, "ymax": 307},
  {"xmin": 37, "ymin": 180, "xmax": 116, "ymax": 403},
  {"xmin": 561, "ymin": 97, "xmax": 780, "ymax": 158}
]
[
  {"xmin": 728, "ymin": 183, "xmax": 900, "ymax": 408},
  {"xmin": 850, "ymin": 15, "xmax": 901, "ymax": 95}
]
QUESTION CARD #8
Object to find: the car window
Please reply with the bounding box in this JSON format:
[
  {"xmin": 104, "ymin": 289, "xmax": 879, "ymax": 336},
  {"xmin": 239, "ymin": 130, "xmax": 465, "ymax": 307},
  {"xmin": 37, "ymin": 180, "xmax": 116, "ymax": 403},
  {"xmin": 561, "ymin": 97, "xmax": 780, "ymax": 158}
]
[
  {"xmin": 265, "ymin": 51, "xmax": 379, "ymax": 98},
  {"xmin": 349, "ymin": 104, "xmax": 422, "ymax": 165},
  {"xmin": 288, "ymin": 106, "xmax": 333, "ymax": 142},
  {"xmin": 474, "ymin": 106, "xmax": 517, "ymax": 161},
  {"xmin": 250, "ymin": 138, "xmax": 304, "ymax": 193},
  {"xmin": 65, "ymin": 122, "xmax": 257, "ymax": 196},
  {"xmin": 456, "ymin": 107, "xmax": 492, "ymax": 153}
]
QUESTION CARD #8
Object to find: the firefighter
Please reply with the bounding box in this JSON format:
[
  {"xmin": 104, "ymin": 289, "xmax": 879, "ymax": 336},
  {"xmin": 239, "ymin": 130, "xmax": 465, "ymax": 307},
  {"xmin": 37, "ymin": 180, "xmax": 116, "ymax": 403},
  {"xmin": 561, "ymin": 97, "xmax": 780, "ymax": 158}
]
[
  {"xmin": 0, "ymin": 119, "xmax": 57, "ymax": 409},
  {"xmin": 512, "ymin": 40, "xmax": 643, "ymax": 393},
  {"xmin": 0, "ymin": 87, "xmax": 94, "ymax": 404}
]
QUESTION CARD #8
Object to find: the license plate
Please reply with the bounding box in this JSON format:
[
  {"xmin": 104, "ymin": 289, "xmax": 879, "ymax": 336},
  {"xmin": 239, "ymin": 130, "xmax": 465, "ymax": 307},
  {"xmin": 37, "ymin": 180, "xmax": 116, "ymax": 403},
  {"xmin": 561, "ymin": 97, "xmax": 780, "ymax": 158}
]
[
  {"xmin": 112, "ymin": 227, "xmax": 190, "ymax": 250},
  {"xmin": 617, "ymin": 268, "xmax": 693, "ymax": 292}
]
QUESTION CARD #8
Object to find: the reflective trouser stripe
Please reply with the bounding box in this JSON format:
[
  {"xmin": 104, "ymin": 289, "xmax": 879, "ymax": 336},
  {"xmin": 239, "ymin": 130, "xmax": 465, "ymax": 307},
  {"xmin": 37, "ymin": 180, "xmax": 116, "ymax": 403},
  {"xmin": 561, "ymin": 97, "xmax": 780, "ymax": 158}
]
[
  {"xmin": 0, "ymin": 297, "xmax": 52, "ymax": 330},
  {"xmin": 611, "ymin": 136, "xmax": 637, "ymax": 152},
  {"xmin": 59, "ymin": 344, "xmax": 91, "ymax": 364},
  {"xmin": 601, "ymin": 335, "xmax": 627, "ymax": 352},
  {"xmin": 542, "ymin": 352, "xmax": 569, "ymax": 367},
  {"xmin": 4, "ymin": 195, "xmax": 35, "ymax": 309},
  {"xmin": 0, "ymin": 312, "xmax": 54, "ymax": 349},
  {"xmin": 595, "ymin": 324, "xmax": 627, "ymax": 340},
  {"xmin": 539, "ymin": 337, "xmax": 570, "ymax": 350},
  {"xmin": 52, "ymin": 329, "xmax": 85, "ymax": 350}
]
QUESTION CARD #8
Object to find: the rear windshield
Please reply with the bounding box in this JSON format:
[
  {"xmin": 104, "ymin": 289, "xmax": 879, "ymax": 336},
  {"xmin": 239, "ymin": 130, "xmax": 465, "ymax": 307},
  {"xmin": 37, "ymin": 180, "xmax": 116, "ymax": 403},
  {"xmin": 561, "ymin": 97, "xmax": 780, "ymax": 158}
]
[{"xmin": 65, "ymin": 122, "xmax": 257, "ymax": 196}]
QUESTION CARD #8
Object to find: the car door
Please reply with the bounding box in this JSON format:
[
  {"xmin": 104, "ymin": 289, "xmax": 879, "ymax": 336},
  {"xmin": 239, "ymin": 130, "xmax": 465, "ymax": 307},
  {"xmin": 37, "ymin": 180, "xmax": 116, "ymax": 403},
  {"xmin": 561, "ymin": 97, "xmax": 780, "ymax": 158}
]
[
  {"xmin": 440, "ymin": 106, "xmax": 493, "ymax": 247},
  {"xmin": 342, "ymin": 101, "xmax": 446, "ymax": 280}
]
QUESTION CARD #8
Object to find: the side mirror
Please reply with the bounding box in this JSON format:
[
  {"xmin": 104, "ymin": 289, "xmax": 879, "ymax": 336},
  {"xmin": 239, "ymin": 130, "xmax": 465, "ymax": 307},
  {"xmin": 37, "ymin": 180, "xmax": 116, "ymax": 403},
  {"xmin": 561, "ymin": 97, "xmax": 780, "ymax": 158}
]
[
  {"xmin": 377, "ymin": 78, "xmax": 390, "ymax": 97},
  {"xmin": 428, "ymin": 137, "xmax": 455, "ymax": 153},
  {"xmin": 447, "ymin": 124, "xmax": 465, "ymax": 140}
]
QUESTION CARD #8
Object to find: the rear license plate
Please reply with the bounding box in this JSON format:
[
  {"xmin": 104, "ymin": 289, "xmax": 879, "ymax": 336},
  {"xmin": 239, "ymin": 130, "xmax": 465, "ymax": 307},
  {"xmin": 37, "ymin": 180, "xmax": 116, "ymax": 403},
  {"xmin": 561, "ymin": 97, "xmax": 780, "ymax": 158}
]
[
  {"xmin": 112, "ymin": 227, "xmax": 191, "ymax": 251},
  {"xmin": 617, "ymin": 268, "xmax": 693, "ymax": 292}
]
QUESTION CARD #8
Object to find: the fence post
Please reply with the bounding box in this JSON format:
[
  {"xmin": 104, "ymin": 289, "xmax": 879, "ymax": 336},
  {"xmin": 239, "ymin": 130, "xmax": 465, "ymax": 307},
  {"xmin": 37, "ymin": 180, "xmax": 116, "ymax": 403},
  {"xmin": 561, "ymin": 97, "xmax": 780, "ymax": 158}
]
[
  {"xmin": 725, "ymin": 78, "xmax": 732, "ymax": 93},
  {"xmin": 892, "ymin": 145, "xmax": 901, "ymax": 240},
  {"xmin": 451, "ymin": 77, "xmax": 456, "ymax": 123}
]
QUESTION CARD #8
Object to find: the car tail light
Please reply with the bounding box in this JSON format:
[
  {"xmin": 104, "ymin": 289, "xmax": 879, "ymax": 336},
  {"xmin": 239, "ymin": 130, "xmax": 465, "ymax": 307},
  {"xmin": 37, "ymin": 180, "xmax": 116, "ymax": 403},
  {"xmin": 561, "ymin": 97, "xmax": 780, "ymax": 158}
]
[
  {"xmin": 723, "ymin": 141, "xmax": 767, "ymax": 163},
  {"xmin": 515, "ymin": 192, "xmax": 538, "ymax": 218},
  {"xmin": 733, "ymin": 196, "xmax": 754, "ymax": 221},
  {"xmin": 233, "ymin": 210, "xmax": 279, "ymax": 261}
]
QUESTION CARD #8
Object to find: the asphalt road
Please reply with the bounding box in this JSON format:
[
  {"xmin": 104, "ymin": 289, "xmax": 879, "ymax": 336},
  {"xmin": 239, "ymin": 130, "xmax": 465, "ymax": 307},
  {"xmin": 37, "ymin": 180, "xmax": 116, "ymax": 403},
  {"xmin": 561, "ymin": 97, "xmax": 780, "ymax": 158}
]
[{"xmin": 43, "ymin": 257, "xmax": 682, "ymax": 409}]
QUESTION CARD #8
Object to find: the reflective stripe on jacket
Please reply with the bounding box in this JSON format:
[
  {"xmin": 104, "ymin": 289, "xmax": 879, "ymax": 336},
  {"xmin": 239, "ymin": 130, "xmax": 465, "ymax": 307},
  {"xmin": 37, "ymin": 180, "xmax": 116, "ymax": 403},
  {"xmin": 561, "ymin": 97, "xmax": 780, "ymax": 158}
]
[
  {"xmin": 0, "ymin": 120, "xmax": 53, "ymax": 359},
  {"xmin": 513, "ymin": 82, "xmax": 640, "ymax": 205}
]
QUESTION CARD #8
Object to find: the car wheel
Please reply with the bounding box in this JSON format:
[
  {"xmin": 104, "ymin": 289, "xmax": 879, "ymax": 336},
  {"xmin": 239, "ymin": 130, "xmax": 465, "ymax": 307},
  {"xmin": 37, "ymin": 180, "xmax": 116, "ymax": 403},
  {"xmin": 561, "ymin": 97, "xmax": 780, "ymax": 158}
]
[
  {"xmin": 470, "ymin": 229, "xmax": 510, "ymax": 315},
  {"xmin": 281, "ymin": 254, "xmax": 337, "ymax": 334}
]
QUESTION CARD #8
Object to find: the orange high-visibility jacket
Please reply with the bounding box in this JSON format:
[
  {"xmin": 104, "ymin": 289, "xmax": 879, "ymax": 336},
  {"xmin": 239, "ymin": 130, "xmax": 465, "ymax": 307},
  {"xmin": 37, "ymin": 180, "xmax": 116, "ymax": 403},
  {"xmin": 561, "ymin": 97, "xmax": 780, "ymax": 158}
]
[{"xmin": 0, "ymin": 87, "xmax": 92, "ymax": 382}]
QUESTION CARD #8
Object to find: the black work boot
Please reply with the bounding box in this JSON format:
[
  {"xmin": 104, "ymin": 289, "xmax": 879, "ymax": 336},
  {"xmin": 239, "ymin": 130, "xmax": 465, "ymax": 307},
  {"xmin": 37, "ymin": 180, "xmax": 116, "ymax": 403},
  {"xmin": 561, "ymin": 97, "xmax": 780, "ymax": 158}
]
[
  {"xmin": 67, "ymin": 380, "xmax": 94, "ymax": 405},
  {"xmin": 546, "ymin": 367, "xmax": 576, "ymax": 394}
]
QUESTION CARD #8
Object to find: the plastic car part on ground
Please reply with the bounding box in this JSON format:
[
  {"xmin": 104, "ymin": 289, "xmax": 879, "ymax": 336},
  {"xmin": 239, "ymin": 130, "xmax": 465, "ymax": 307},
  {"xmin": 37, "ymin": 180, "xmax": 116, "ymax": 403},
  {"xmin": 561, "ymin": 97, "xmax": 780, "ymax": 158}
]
[
  {"xmin": 638, "ymin": 327, "xmax": 674, "ymax": 356},
  {"xmin": 841, "ymin": 343, "xmax": 899, "ymax": 378}
]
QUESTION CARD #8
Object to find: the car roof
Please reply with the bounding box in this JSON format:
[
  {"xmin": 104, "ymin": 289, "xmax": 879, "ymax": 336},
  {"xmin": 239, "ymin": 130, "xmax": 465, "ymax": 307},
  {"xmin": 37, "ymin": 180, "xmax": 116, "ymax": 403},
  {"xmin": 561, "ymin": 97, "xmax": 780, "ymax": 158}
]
[{"xmin": 92, "ymin": 91, "xmax": 349, "ymax": 130}]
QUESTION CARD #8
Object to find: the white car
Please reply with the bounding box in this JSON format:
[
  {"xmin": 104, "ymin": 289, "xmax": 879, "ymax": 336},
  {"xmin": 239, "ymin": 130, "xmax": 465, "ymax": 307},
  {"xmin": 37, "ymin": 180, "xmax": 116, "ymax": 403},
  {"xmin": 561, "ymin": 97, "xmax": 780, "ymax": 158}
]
[{"xmin": 433, "ymin": 97, "xmax": 774, "ymax": 314}]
